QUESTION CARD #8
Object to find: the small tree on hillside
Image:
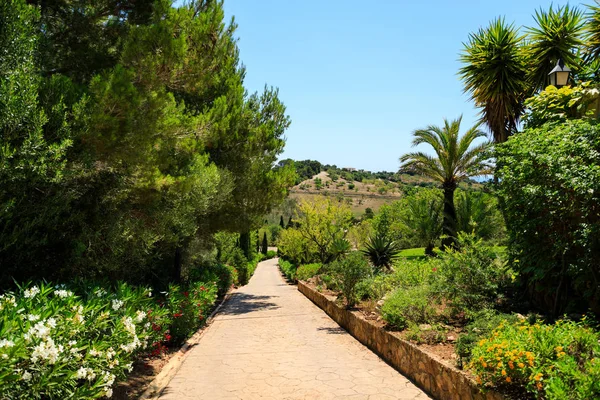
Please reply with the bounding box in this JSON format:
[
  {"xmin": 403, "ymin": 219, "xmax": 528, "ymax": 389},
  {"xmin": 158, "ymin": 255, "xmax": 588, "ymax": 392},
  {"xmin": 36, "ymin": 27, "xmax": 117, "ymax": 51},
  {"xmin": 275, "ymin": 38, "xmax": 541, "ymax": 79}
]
[{"xmin": 279, "ymin": 215, "xmax": 285, "ymax": 228}]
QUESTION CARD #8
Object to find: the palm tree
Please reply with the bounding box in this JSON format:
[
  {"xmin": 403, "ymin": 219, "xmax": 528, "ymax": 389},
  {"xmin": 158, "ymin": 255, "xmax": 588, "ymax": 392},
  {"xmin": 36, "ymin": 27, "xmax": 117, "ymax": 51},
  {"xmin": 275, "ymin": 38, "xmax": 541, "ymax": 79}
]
[
  {"xmin": 526, "ymin": 5, "xmax": 585, "ymax": 91},
  {"xmin": 459, "ymin": 18, "xmax": 528, "ymax": 144},
  {"xmin": 400, "ymin": 117, "xmax": 491, "ymax": 249}
]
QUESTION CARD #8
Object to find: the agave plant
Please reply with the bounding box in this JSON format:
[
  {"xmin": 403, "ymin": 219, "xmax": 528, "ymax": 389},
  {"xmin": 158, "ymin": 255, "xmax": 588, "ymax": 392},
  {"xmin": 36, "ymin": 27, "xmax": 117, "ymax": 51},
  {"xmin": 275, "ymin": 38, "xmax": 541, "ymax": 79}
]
[
  {"xmin": 361, "ymin": 233, "xmax": 401, "ymax": 272},
  {"xmin": 328, "ymin": 237, "xmax": 351, "ymax": 262}
]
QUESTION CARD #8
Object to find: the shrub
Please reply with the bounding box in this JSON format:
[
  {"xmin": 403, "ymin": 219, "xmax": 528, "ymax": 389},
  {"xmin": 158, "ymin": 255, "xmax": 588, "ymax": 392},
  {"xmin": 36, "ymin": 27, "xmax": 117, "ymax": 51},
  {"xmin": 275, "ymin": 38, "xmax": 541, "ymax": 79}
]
[
  {"xmin": 229, "ymin": 248, "xmax": 248, "ymax": 285},
  {"xmin": 431, "ymin": 233, "xmax": 508, "ymax": 316},
  {"xmin": 469, "ymin": 318, "xmax": 600, "ymax": 399},
  {"xmin": 496, "ymin": 119, "xmax": 600, "ymax": 314},
  {"xmin": 165, "ymin": 281, "xmax": 218, "ymax": 343},
  {"xmin": 279, "ymin": 259, "xmax": 297, "ymax": 281},
  {"xmin": 455, "ymin": 309, "xmax": 519, "ymax": 368},
  {"xmin": 348, "ymin": 183, "xmax": 355, "ymax": 190},
  {"xmin": 0, "ymin": 280, "xmax": 218, "ymax": 399},
  {"xmin": 191, "ymin": 263, "xmax": 236, "ymax": 297},
  {"xmin": 405, "ymin": 322, "xmax": 447, "ymax": 345},
  {"xmin": 296, "ymin": 263, "xmax": 322, "ymax": 281},
  {"xmin": 330, "ymin": 252, "xmax": 372, "ymax": 307},
  {"xmin": 265, "ymin": 250, "xmax": 277, "ymax": 259},
  {"xmin": 381, "ymin": 285, "xmax": 435, "ymax": 330}
]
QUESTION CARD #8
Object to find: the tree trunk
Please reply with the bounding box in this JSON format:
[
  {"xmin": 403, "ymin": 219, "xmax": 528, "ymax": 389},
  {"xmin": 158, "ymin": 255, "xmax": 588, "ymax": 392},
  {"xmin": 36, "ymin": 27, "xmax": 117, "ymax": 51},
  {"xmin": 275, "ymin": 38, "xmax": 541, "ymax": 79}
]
[
  {"xmin": 173, "ymin": 246, "xmax": 183, "ymax": 283},
  {"xmin": 441, "ymin": 182, "xmax": 458, "ymax": 251},
  {"xmin": 425, "ymin": 243, "xmax": 435, "ymax": 256}
]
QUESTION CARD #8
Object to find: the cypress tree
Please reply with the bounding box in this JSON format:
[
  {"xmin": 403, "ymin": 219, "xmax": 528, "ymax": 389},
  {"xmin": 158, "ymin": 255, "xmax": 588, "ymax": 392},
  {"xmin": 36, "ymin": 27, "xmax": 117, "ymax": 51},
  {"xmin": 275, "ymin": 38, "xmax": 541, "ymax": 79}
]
[
  {"xmin": 279, "ymin": 215, "xmax": 285, "ymax": 228},
  {"xmin": 286, "ymin": 216, "xmax": 293, "ymax": 229},
  {"xmin": 261, "ymin": 232, "xmax": 268, "ymax": 255}
]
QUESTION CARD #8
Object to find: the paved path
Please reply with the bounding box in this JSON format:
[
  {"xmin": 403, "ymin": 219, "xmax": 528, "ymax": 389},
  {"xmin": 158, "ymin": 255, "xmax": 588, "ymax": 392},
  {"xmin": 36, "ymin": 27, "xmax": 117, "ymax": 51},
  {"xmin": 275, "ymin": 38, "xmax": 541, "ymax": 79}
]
[{"xmin": 160, "ymin": 258, "xmax": 428, "ymax": 400}]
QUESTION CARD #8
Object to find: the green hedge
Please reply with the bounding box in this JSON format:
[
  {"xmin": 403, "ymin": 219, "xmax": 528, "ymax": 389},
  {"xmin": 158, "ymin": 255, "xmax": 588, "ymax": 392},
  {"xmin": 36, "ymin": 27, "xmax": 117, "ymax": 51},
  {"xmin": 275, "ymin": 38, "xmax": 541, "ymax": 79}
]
[{"xmin": 279, "ymin": 259, "xmax": 297, "ymax": 281}]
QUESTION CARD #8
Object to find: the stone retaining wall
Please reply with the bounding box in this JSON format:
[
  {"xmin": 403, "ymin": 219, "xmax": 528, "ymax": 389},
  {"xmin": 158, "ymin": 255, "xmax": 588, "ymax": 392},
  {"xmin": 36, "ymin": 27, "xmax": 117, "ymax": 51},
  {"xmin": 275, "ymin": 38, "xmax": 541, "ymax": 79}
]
[{"xmin": 298, "ymin": 281, "xmax": 503, "ymax": 400}]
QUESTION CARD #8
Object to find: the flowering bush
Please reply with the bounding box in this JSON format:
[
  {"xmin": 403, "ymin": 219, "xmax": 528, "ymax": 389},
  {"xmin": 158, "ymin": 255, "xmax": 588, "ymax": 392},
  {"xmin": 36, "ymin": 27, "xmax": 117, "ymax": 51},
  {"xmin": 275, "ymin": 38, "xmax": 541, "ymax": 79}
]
[
  {"xmin": 469, "ymin": 318, "xmax": 600, "ymax": 399},
  {"xmin": 164, "ymin": 281, "xmax": 217, "ymax": 344},
  {"xmin": 0, "ymin": 279, "xmax": 217, "ymax": 399}
]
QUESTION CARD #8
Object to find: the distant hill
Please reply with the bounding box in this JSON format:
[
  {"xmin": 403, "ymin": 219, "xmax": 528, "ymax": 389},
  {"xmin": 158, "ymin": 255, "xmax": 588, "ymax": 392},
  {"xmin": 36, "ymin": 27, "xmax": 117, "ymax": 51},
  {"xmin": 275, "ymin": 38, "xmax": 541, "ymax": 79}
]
[{"xmin": 283, "ymin": 159, "xmax": 483, "ymax": 215}]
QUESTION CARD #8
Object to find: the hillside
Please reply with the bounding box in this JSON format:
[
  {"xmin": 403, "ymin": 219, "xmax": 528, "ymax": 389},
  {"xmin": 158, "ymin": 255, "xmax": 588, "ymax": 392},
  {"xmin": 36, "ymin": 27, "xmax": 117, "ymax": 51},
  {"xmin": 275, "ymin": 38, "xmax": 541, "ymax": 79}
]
[{"xmin": 288, "ymin": 169, "xmax": 483, "ymax": 215}]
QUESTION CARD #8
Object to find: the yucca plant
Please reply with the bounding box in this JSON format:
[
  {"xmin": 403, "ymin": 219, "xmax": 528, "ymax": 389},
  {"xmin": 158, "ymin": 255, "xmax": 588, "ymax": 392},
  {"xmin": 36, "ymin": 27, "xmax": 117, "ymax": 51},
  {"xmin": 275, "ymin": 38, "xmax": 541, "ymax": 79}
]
[
  {"xmin": 361, "ymin": 233, "xmax": 401, "ymax": 272},
  {"xmin": 526, "ymin": 5, "xmax": 585, "ymax": 91},
  {"xmin": 459, "ymin": 18, "xmax": 528, "ymax": 144}
]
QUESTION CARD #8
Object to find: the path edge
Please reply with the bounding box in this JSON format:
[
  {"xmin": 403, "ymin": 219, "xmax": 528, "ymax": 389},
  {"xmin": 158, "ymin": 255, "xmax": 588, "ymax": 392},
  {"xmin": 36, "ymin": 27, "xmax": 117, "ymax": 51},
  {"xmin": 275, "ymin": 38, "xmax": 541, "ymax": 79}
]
[
  {"xmin": 297, "ymin": 280, "xmax": 505, "ymax": 400},
  {"xmin": 138, "ymin": 289, "xmax": 236, "ymax": 400}
]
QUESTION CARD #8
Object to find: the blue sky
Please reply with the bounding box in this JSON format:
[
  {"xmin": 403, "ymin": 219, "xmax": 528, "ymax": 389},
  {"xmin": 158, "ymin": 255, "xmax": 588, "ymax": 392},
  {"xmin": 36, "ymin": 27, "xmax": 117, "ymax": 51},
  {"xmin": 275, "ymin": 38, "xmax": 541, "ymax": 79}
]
[{"xmin": 217, "ymin": 0, "xmax": 572, "ymax": 171}]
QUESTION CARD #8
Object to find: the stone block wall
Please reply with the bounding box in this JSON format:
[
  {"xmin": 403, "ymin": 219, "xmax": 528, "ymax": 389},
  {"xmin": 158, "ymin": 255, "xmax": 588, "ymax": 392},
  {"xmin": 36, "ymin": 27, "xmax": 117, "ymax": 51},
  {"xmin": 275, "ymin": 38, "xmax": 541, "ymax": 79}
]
[{"xmin": 298, "ymin": 281, "xmax": 504, "ymax": 400}]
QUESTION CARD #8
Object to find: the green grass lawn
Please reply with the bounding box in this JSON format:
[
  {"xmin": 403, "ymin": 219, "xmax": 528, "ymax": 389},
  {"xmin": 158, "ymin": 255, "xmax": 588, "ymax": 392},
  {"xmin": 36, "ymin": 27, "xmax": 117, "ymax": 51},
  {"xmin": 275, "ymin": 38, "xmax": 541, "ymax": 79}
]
[{"xmin": 398, "ymin": 247, "xmax": 426, "ymax": 258}]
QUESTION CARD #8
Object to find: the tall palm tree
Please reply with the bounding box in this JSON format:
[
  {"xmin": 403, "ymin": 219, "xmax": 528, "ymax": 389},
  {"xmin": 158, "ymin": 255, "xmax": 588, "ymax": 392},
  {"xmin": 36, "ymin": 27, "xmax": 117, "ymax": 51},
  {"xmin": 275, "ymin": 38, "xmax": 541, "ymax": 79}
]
[
  {"xmin": 400, "ymin": 117, "xmax": 491, "ymax": 249},
  {"xmin": 459, "ymin": 18, "xmax": 528, "ymax": 144},
  {"xmin": 526, "ymin": 5, "xmax": 585, "ymax": 91}
]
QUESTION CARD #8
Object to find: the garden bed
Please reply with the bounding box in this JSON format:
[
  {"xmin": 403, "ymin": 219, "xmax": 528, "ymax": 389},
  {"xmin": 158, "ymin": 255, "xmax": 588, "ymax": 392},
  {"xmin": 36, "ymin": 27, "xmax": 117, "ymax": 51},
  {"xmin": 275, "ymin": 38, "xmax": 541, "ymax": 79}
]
[{"xmin": 298, "ymin": 280, "xmax": 504, "ymax": 400}]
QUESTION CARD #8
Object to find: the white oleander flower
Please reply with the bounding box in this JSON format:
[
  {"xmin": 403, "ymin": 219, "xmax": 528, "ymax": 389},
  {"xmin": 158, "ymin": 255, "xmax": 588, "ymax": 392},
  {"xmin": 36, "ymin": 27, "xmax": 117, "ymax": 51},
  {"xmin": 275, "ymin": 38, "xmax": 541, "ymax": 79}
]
[
  {"xmin": 102, "ymin": 371, "xmax": 116, "ymax": 386},
  {"xmin": 31, "ymin": 337, "xmax": 62, "ymax": 364},
  {"xmin": 105, "ymin": 388, "xmax": 113, "ymax": 398},
  {"xmin": 0, "ymin": 339, "xmax": 15, "ymax": 348},
  {"xmin": 95, "ymin": 288, "xmax": 107, "ymax": 297},
  {"xmin": 22, "ymin": 371, "xmax": 32, "ymax": 381},
  {"xmin": 122, "ymin": 316, "xmax": 136, "ymax": 335},
  {"xmin": 89, "ymin": 348, "xmax": 102, "ymax": 357},
  {"xmin": 23, "ymin": 286, "xmax": 40, "ymax": 298},
  {"xmin": 27, "ymin": 314, "xmax": 40, "ymax": 321},
  {"xmin": 144, "ymin": 322, "xmax": 151, "ymax": 330},
  {"xmin": 76, "ymin": 367, "xmax": 88, "ymax": 380},
  {"xmin": 73, "ymin": 313, "xmax": 85, "ymax": 324},
  {"xmin": 135, "ymin": 310, "xmax": 146, "ymax": 323},
  {"xmin": 111, "ymin": 300, "xmax": 123, "ymax": 311},
  {"xmin": 28, "ymin": 320, "xmax": 51, "ymax": 339},
  {"xmin": 54, "ymin": 289, "xmax": 73, "ymax": 298},
  {"xmin": 0, "ymin": 295, "xmax": 16, "ymax": 310},
  {"xmin": 125, "ymin": 362, "xmax": 133, "ymax": 372},
  {"xmin": 106, "ymin": 347, "xmax": 115, "ymax": 359},
  {"xmin": 46, "ymin": 318, "xmax": 57, "ymax": 328}
]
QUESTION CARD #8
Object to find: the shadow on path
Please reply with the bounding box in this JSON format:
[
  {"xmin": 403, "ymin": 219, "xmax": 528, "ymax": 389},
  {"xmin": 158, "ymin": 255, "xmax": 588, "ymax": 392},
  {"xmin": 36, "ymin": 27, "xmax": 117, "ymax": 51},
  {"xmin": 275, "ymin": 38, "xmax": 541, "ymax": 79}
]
[{"xmin": 219, "ymin": 293, "xmax": 280, "ymax": 316}]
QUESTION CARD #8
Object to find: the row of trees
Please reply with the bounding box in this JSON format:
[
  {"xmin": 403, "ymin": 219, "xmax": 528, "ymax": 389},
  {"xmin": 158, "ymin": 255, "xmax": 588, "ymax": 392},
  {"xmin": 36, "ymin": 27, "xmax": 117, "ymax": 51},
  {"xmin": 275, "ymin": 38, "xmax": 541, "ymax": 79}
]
[{"xmin": 0, "ymin": 0, "xmax": 294, "ymax": 287}]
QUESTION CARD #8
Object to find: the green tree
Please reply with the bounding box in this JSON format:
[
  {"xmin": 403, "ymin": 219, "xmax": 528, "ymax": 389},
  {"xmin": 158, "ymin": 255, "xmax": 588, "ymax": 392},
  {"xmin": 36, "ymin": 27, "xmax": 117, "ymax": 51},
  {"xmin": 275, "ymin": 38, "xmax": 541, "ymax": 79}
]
[
  {"xmin": 280, "ymin": 215, "xmax": 285, "ymax": 228},
  {"xmin": 261, "ymin": 232, "xmax": 268, "ymax": 255},
  {"xmin": 400, "ymin": 117, "xmax": 491, "ymax": 249},
  {"xmin": 459, "ymin": 18, "xmax": 527, "ymax": 144},
  {"xmin": 293, "ymin": 198, "xmax": 353, "ymax": 263}
]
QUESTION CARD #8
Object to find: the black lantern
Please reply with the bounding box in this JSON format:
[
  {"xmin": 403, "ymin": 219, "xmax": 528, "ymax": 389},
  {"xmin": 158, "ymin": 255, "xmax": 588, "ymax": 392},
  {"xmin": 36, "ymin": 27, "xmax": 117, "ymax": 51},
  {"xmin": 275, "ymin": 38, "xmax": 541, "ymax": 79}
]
[{"xmin": 548, "ymin": 58, "xmax": 571, "ymax": 88}]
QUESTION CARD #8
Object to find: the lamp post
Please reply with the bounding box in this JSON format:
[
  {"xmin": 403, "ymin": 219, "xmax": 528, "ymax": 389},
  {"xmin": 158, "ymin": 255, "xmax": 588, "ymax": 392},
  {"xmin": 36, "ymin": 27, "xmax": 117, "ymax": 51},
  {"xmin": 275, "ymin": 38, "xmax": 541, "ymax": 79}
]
[{"xmin": 548, "ymin": 58, "xmax": 571, "ymax": 88}]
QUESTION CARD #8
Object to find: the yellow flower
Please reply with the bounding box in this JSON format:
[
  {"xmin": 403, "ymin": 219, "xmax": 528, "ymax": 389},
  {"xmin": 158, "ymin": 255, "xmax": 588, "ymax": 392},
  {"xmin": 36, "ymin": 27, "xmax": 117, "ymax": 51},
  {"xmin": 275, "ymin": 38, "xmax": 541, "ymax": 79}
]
[
  {"xmin": 508, "ymin": 361, "xmax": 514, "ymax": 370},
  {"xmin": 506, "ymin": 377, "xmax": 512, "ymax": 383},
  {"xmin": 476, "ymin": 376, "xmax": 482, "ymax": 384},
  {"xmin": 501, "ymin": 369, "xmax": 507, "ymax": 376},
  {"xmin": 518, "ymin": 362, "xmax": 525, "ymax": 368},
  {"xmin": 555, "ymin": 346, "xmax": 563, "ymax": 352},
  {"xmin": 482, "ymin": 361, "xmax": 488, "ymax": 368},
  {"xmin": 534, "ymin": 373, "xmax": 543, "ymax": 381}
]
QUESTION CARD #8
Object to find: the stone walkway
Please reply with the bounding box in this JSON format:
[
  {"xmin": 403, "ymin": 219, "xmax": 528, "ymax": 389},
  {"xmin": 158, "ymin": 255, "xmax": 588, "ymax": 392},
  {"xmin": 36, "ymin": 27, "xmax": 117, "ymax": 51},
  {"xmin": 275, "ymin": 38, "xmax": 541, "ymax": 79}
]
[{"xmin": 160, "ymin": 258, "xmax": 429, "ymax": 400}]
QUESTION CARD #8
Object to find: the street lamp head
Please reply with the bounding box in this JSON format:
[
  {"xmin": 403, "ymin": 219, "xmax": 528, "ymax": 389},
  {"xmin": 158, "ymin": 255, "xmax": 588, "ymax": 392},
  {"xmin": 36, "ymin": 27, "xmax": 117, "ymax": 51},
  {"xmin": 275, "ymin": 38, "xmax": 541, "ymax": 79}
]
[{"xmin": 548, "ymin": 58, "xmax": 571, "ymax": 88}]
